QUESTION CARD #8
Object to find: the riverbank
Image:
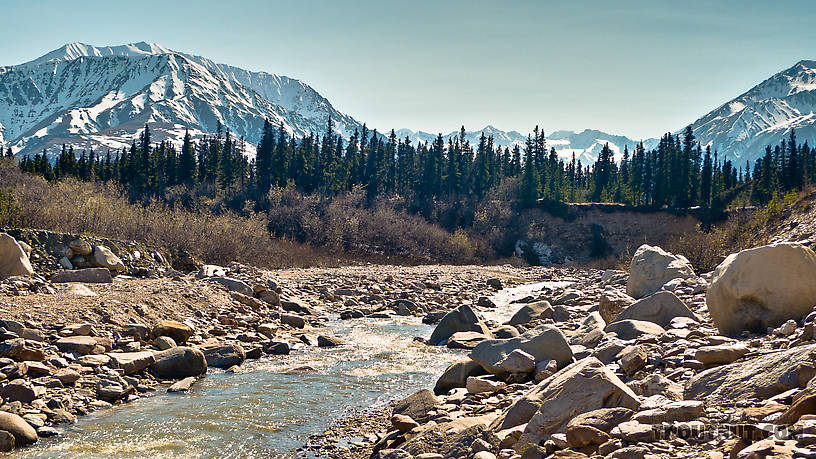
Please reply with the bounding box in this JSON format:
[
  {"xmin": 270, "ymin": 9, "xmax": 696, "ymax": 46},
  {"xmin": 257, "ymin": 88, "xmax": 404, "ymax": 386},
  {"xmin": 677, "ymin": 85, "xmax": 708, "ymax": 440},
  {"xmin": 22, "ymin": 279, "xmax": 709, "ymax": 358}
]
[{"xmin": 0, "ymin": 232, "xmax": 565, "ymax": 456}]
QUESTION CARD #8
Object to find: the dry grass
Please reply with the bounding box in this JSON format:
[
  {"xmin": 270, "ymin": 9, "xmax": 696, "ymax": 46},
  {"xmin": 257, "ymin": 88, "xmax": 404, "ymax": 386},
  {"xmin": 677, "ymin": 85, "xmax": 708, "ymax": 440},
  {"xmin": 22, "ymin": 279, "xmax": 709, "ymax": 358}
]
[{"xmin": 0, "ymin": 160, "xmax": 336, "ymax": 268}]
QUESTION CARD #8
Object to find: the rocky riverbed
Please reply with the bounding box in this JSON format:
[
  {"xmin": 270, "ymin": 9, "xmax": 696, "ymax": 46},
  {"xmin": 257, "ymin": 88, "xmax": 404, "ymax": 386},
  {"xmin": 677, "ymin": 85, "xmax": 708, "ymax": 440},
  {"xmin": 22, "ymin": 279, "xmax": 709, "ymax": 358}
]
[{"xmin": 4, "ymin": 231, "xmax": 816, "ymax": 458}]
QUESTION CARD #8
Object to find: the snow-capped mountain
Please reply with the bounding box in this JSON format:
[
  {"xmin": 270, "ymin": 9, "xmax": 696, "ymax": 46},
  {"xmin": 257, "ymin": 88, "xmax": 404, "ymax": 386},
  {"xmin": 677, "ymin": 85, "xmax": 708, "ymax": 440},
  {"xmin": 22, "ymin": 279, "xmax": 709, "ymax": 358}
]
[
  {"xmin": 394, "ymin": 126, "xmax": 656, "ymax": 164},
  {"xmin": 689, "ymin": 60, "xmax": 816, "ymax": 163},
  {"xmin": 0, "ymin": 42, "xmax": 362, "ymax": 156}
]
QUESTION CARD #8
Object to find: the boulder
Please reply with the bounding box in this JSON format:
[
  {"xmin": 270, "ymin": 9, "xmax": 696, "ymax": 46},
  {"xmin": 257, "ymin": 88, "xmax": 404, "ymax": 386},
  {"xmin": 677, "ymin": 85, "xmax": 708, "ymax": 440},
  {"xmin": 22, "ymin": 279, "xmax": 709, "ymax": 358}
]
[
  {"xmin": 508, "ymin": 301, "xmax": 553, "ymax": 326},
  {"xmin": 90, "ymin": 245, "xmax": 125, "ymax": 272},
  {"xmin": 434, "ymin": 359, "xmax": 487, "ymax": 395},
  {"xmin": 392, "ymin": 389, "xmax": 440, "ymax": 424},
  {"xmin": 50, "ymin": 268, "xmax": 113, "ymax": 283},
  {"xmin": 685, "ymin": 343, "xmax": 816, "ymax": 401},
  {"xmin": 151, "ymin": 346, "xmax": 208, "ymax": 379},
  {"xmin": 152, "ymin": 320, "xmax": 193, "ymax": 344},
  {"xmin": 0, "ymin": 382, "xmax": 38, "ymax": 403},
  {"xmin": 203, "ymin": 343, "xmax": 246, "ymax": 368},
  {"xmin": 469, "ymin": 325, "xmax": 573, "ymax": 376},
  {"xmin": 598, "ymin": 289, "xmax": 635, "ymax": 323},
  {"xmin": 626, "ymin": 244, "xmax": 695, "ymax": 299},
  {"xmin": 493, "ymin": 357, "xmax": 640, "ymax": 447},
  {"xmin": 0, "ymin": 412, "xmax": 37, "ymax": 446},
  {"xmin": 167, "ymin": 376, "xmax": 196, "ymax": 393},
  {"xmin": 281, "ymin": 298, "xmax": 315, "ymax": 315},
  {"xmin": 707, "ymin": 243, "xmax": 816, "ymax": 335},
  {"xmin": 0, "ymin": 233, "xmax": 34, "ymax": 280},
  {"xmin": 611, "ymin": 291, "xmax": 698, "ymax": 327},
  {"xmin": 492, "ymin": 325, "xmax": 520, "ymax": 339},
  {"xmin": 107, "ymin": 351, "xmax": 155, "ymax": 375},
  {"xmin": 428, "ymin": 305, "xmax": 492, "ymax": 346},
  {"xmin": 390, "ymin": 414, "xmax": 420, "ymax": 433},
  {"xmin": 604, "ymin": 320, "xmax": 665, "ymax": 340}
]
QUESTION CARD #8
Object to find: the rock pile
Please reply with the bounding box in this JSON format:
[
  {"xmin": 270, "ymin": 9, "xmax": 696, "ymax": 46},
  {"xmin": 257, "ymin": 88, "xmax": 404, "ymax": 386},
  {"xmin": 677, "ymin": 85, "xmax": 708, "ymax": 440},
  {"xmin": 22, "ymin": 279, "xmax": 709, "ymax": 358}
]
[{"xmin": 364, "ymin": 242, "xmax": 816, "ymax": 459}]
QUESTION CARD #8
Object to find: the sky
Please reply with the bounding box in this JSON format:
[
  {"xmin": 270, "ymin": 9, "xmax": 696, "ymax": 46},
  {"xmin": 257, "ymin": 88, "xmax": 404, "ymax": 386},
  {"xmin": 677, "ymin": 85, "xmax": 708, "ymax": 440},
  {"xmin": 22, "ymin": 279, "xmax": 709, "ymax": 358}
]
[{"xmin": 1, "ymin": 0, "xmax": 815, "ymax": 139}]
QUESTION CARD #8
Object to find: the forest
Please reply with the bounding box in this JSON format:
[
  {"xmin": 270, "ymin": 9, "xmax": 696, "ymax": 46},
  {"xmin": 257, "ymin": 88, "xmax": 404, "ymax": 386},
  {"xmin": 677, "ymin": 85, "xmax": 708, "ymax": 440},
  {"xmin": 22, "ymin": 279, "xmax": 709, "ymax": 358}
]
[{"xmin": 8, "ymin": 120, "xmax": 813, "ymax": 253}]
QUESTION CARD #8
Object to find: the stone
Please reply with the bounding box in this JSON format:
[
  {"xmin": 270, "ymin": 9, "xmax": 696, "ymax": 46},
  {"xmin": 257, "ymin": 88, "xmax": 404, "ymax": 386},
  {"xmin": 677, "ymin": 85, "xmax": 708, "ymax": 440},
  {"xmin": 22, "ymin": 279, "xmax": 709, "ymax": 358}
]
[
  {"xmin": 534, "ymin": 359, "xmax": 558, "ymax": 382},
  {"xmin": 205, "ymin": 277, "xmax": 254, "ymax": 296},
  {"xmin": 497, "ymin": 349, "xmax": 536, "ymax": 374},
  {"xmin": 566, "ymin": 424, "xmax": 610, "ymax": 448},
  {"xmin": 466, "ymin": 376, "xmax": 506, "ymax": 394},
  {"xmin": 392, "ymin": 389, "xmax": 440, "ymax": 424},
  {"xmin": 390, "ymin": 413, "xmax": 420, "ymax": 433},
  {"xmin": 0, "ymin": 338, "xmax": 44, "ymax": 361},
  {"xmin": 60, "ymin": 323, "xmax": 93, "ymax": 336},
  {"xmin": 152, "ymin": 320, "xmax": 193, "ymax": 344},
  {"xmin": 155, "ymin": 336, "xmax": 177, "ymax": 350},
  {"xmin": 68, "ymin": 239, "xmax": 92, "ymax": 255},
  {"xmin": 0, "ymin": 382, "xmax": 38, "ymax": 403},
  {"xmin": 280, "ymin": 298, "xmax": 315, "ymax": 315},
  {"xmin": 492, "ymin": 325, "xmax": 520, "ymax": 339},
  {"xmin": 50, "ymin": 267, "xmax": 113, "ymax": 283},
  {"xmin": 97, "ymin": 379, "xmax": 132, "ymax": 401},
  {"xmin": 610, "ymin": 420, "xmax": 656, "ymax": 443},
  {"xmin": 612, "ymin": 291, "xmax": 698, "ymax": 327},
  {"xmin": 631, "ymin": 400, "xmax": 705, "ymax": 424},
  {"xmin": 627, "ymin": 244, "xmax": 695, "ymax": 299},
  {"xmin": 0, "ymin": 430, "xmax": 12, "ymax": 452},
  {"xmin": 617, "ymin": 345, "xmax": 647, "ymax": 376},
  {"xmin": 0, "ymin": 233, "xmax": 34, "ymax": 280},
  {"xmin": 599, "ymin": 289, "xmax": 635, "ymax": 323},
  {"xmin": 55, "ymin": 336, "xmax": 98, "ymax": 355},
  {"xmin": 167, "ymin": 377, "xmax": 196, "ymax": 392},
  {"xmin": 107, "ymin": 351, "xmax": 155, "ymax": 375},
  {"xmin": 604, "ymin": 320, "xmax": 665, "ymax": 340},
  {"xmin": 473, "ymin": 452, "xmax": 496, "ymax": 459},
  {"xmin": 694, "ymin": 343, "xmax": 749, "ymax": 365},
  {"xmin": 0, "ymin": 411, "xmax": 37, "ymax": 446},
  {"xmin": 90, "ymin": 245, "xmax": 125, "ymax": 272},
  {"xmin": 196, "ymin": 264, "xmax": 226, "ymax": 278},
  {"xmin": 151, "ymin": 346, "xmax": 208, "ymax": 379},
  {"xmin": 280, "ymin": 313, "xmax": 306, "ymax": 329},
  {"xmin": 203, "ymin": 343, "xmax": 246, "ymax": 368},
  {"xmin": 258, "ymin": 289, "xmax": 280, "ymax": 306},
  {"xmin": 53, "ymin": 368, "xmax": 80, "ymax": 385},
  {"xmin": 494, "ymin": 358, "xmax": 640, "ymax": 447},
  {"xmin": 487, "ymin": 278, "xmax": 504, "ymax": 290},
  {"xmin": 569, "ymin": 312, "xmax": 606, "ymax": 348},
  {"xmin": 264, "ymin": 341, "xmax": 290, "ymax": 355},
  {"xmin": 428, "ymin": 304, "xmax": 492, "ymax": 346},
  {"xmin": 434, "ymin": 359, "xmax": 487, "ymax": 395},
  {"xmin": 686, "ymin": 343, "xmax": 816, "ymax": 401},
  {"xmin": 707, "ymin": 243, "xmax": 816, "ymax": 335},
  {"xmin": 469, "ymin": 325, "xmax": 573, "ymax": 376},
  {"xmin": 447, "ymin": 331, "xmax": 490, "ymax": 349},
  {"xmin": 508, "ymin": 301, "xmax": 553, "ymax": 326},
  {"xmin": 566, "ymin": 407, "xmax": 634, "ymax": 433}
]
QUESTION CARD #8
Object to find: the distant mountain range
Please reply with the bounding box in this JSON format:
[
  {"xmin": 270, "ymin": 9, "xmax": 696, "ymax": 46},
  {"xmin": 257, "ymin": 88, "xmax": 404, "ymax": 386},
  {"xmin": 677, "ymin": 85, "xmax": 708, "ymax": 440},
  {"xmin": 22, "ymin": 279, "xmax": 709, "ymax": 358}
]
[{"xmin": 1, "ymin": 42, "xmax": 815, "ymax": 165}]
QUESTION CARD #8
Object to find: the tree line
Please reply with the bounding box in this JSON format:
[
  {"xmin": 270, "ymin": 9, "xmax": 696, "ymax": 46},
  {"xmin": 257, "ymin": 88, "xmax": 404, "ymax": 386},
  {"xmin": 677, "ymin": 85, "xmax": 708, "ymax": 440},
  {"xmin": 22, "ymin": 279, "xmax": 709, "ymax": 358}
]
[{"xmin": 10, "ymin": 120, "xmax": 814, "ymax": 215}]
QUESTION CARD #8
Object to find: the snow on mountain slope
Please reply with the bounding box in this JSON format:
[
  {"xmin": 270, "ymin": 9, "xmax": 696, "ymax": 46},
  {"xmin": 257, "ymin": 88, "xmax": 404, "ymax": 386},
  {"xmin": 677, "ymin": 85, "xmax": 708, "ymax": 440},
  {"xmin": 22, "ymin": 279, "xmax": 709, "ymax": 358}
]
[
  {"xmin": 689, "ymin": 60, "xmax": 816, "ymax": 163},
  {"xmin": 0, "ymin": 42, "xmax": 362, "ymax": 157},
  {"xmin": 395, "ymin": 126, "xmax": 656, "ymax": 164}
]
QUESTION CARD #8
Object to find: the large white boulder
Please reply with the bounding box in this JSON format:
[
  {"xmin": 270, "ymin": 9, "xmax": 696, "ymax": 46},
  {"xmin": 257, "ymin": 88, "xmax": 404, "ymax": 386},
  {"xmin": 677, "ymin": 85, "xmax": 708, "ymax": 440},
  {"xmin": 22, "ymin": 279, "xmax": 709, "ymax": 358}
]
[
  {"xmin": 626, "ymin": 244, "xmax": 695, "ymax": 299},
  {"xmin": 0, "ymin": 233, "xmax": 34, "ymax": 280},
  {"xmin": 707, "ymin": 242, "xmax": 816, "ymax": 336}
]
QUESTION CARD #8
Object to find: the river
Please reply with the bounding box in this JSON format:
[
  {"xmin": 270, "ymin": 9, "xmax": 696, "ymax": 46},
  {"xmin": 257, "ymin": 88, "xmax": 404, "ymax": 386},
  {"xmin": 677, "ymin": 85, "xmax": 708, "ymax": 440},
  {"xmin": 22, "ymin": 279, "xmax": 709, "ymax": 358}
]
[{"xmin": 18, "ymin": 280, "xmax": 570, "ymax": 458}]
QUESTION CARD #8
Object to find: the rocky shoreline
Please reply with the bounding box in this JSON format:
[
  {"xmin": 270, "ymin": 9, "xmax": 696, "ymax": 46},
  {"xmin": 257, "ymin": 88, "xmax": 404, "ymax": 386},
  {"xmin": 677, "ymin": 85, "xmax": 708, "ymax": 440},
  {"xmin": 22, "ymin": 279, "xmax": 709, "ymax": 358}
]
[{"xmin": 5, "ymin": 228, "xmax": 816, "ymax": 459}]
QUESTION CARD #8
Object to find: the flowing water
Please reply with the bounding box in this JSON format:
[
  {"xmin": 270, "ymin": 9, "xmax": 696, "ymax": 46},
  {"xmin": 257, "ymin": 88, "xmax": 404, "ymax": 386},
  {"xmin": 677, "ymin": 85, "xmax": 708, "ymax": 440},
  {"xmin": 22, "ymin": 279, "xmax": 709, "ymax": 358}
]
[{"xmin": 18, "ymin": 280, "xmax": 571, "ymax": 458}]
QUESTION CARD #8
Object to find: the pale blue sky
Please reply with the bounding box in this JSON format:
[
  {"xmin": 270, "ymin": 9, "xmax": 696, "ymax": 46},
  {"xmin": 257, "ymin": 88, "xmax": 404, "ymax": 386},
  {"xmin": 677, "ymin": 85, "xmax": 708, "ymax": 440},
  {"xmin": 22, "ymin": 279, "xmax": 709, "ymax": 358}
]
[{"xmin": 1, "ymin": 0, "xmax": 814, "ymax": 139}]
